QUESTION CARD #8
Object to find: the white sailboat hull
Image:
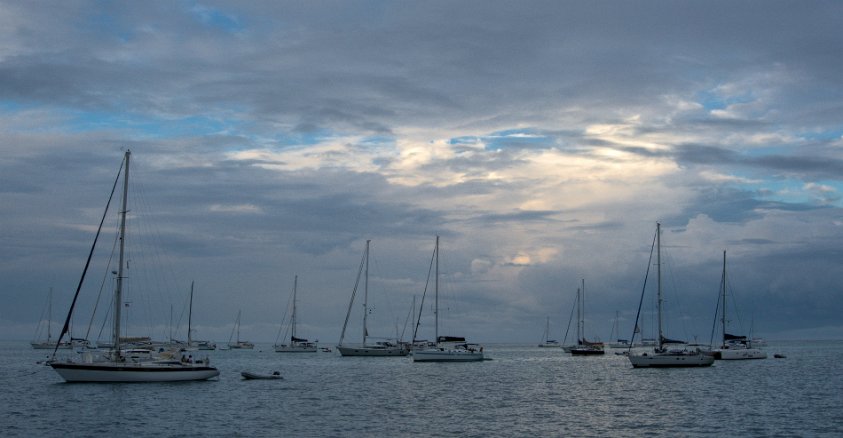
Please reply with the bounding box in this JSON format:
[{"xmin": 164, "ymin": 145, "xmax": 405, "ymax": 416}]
[
  {"xmin": 412, "ymin": 348, "xmax": 484, "ymax": 362},
  {"xmin": 629, "ymin": 351, "xmax": 714, "ymax": 368},
  {"xmin": 227, "ymin": 342, "xmax": 254, "ymax": 349},
  {"xmin": 31, "ymin": 342, "xmax": 72, "ymax": 350},
  {"xmin": 715, "ymin": 348, "xmax": 767, "ymax": 360},
  {"xmin": 275, "ymin": 345, "xmax": 318, "ymax": 353},
  {"xmin": 50, "ymin": 361, "xmax": 219, "ymax": 382},
  {"xmin": 337, "ymin": 345, "xmax": 408, "ymax": 356}
]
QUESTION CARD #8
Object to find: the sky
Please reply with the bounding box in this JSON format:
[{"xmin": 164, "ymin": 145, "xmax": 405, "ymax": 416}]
[{"xmin": 2, "ymin": 1, "xmax": 843, "ymax": 345}]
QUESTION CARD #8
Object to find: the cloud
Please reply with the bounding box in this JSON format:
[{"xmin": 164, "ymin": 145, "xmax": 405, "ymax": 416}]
[
  {"xmin": 1, "ymin": 2, "xmax": 843, "ymax": 342},
  {"xmin": 209, "ymin": 203, "xmax": 263, "ymax": 214}
]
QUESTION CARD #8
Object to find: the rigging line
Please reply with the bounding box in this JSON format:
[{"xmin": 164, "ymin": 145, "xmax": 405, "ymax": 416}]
[
  {"xmin": 97, "ymin": 290, "xmax": 114, "ymax": 344},
  {"xmin": 53, "ymin": 154, "xmax": 124, "ymax": 358},
  {"xmin": 84, "ymin": 224, "xmax": 120, "ymax": 343},
  {"xmin": 412, "ymin": 242, "xmax": 436, "ymax": 343},
  {"xmin": 274, "ymin": 278, "xmax": 294, "ymax": 345},
  {"xmin": 173, "ymin": 286, "xmax": 191, "ymax": 340},
  {"xmin": 399, "ymin": 294, "xmax": 416, "ymax": 343},
  {"xmin": 339, "ymin": 245, "xmax": 367, "ymax": 345},
  {"xmin": 33, "ymin": 289, "xmax": 50, "ymax": 341},
  {"xmin": 129, "ymin": 174, "xmax": 181, "ymax": 340},
  {"xmin": 561, "ymin": 289, "xmax": 577, "ymax": 346},
  {"xmin": 628, "ymin": 227, "xmax": 658, "ymax": 353},
  {"xmin": 708, "ymin": 273, "xmax": 724, "ymax": 347},
  {"xmin": 726, "ymin": 275, "xmax": 746, "ymax": 335},
  {"xmin": 367, "ymin": 247, "xmax": 397, "ymax": 326}
]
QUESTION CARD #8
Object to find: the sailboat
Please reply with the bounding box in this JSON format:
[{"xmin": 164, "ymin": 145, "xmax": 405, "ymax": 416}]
[
  {"xmin": 187, "ymin": 282, "xmax": 216, "ymax": 351},
  {"xmin": 172, "ymin": 281, "xmax": 216, "ymax": 352},
  {"xmin": 31, "ymin": 288, "xmax": 72, "ymax": 349},
  {"xmin": 608, "ymin": 311, "xmax": 631, "ymax": 348},
  {"xmin": 412, "ymin": 236, "xmax": 484, "ymax": 362},
  {"xmin": 275, "ymin": 275, "xmax": 317, "ymax": 353},
  {"xmin": 337, "ymin": 240, "xmax": 408, "ymax": 356},
  {"xmin": 710, "ymin": 251, "xmax": 767, "ymax": 360},
  {"xmin": 538, "ymin": 317, "xmax": 560, "ymax": 348},
  {"xmin": 561, "ymin": 289, "xmax": 578, "ymax": 352},
  {"xmin": 628, "ymin": 223, "xmax": 714, "ymax": 368},
  {"xmin": 227, "ymin": 310, "xmax": 254, "ymax": 349},
  {"xmin": 570, "ymin": 279, "xmax": 605, "ymax": 356},
  {"xmin": 48, "ymin": 150, "xmax": 219, "ymax": 382}
]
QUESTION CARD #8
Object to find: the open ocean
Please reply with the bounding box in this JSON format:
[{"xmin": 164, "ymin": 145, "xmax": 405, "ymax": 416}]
[{"xmin": 2, "ymin": 340, "xmax": 842, "ymax": 437}]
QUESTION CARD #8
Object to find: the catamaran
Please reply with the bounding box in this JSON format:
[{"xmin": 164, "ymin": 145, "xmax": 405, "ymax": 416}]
[{"xmin": 48, "ymin": 150, "xmax": 219, "ymax": 382}]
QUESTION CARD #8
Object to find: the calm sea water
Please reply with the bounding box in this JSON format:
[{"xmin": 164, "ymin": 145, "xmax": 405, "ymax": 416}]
[{"xmin": 2, "ymin": 341, "xmax": 842, "ymax": 437}]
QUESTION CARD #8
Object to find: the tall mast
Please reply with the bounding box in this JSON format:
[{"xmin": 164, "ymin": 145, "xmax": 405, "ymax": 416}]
[
  {"xmin": 112, "ymin": 150, "xmax": 130, "ymax": 355},
  {"xmin": 236, "ymin": 310, "xmax": 241, "ymax": 343},
  {"xmin": 576, "ymin": 287, "xmax": 581, "ymax": 343},
  {"xmin": 292, "ymin": 275, "xmax": 298, "ymax": 341},
  {"xmin": 656, "ymin": 222, "xmax": 663, "ymax": 351},
  {"xmin": 435, "ymin": 235, "xmax": 439, "ymax": 343},
  {"xmin": 363, "ymin": 240, "xmax": 370, "ymax": 345},
  {"xmin": 721, "ymin": 250, "xmax": 727, "ymax": 346},
  {"xmin": 581, "ymin": 279, "xmax": 586, "ymax": 342},
  {"xmin": 47, "ymin": 287, "xmax": 52, "ymax": 343},
  {"xmin": 169, "ymin": 305, "xmax": 173, "ymax": 342},
  {"xmin": 188, "ymin": 281, "xmax": 194, "ymax": 346}
]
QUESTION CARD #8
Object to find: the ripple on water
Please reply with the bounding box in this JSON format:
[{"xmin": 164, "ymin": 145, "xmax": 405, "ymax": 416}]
[{"xmin": 2, "ymin": 342, "xmax": 843, "ymax": 437}]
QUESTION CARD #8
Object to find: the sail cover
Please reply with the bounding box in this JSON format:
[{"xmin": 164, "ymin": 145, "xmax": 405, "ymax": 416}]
[
  {"xmin": 724, "ymin": 333, "xmax": 747, "ymax": 341},
  {"xmin": 660, "ymin": 335, "xmax": 685, "ymax": 344},
  {"xmin": 291, "ymin": 336, "xmax": 309, "ymax": 342},
  {"xmin": 437, "ymin": 336, "xmax": 466, "ymax": 343}
]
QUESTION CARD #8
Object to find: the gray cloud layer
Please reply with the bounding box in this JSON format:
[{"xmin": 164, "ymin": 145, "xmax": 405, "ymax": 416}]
[{"xmin": 2, "ymin": 1, "xmax": 843, "ymax": 343}]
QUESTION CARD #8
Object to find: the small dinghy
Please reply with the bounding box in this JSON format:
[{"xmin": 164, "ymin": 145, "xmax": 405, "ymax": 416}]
[
  {"xmin": 241, "ymin": 371, "xmax": 283, "ymax": 380},
  {"xmin": 774, "ymin": 354, "xmax": 787, "ymax": 359}
]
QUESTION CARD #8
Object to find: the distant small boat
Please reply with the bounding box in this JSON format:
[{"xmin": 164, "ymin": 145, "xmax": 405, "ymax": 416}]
[
  {"xmin": 275, "ymin": 275, "xmax": 318, "ymax": 353},
  {"xmin": 608, "ymin": 311, "xmax": 631, "ymax": 348},
  {"xmin": 241, "ymin": 371, "xmax": 282, "ymax": 380},
  {"xmin": 774, "ymin": 353, "xmax": 786, "ymax": 359},
  {"xmin": 227, "ymin": 310, "xmax": 255, "ymax": 349},
  {"xmin": 538, "ymin": 317, "xmax": 561, "ymax": 348},
  {"xmin": 31, "ymin": 287, "xmax": 73, "ymax": 350},
  {"xmin": 321, "ymin": 347, "xmax": 332, "ymax": 353},
  {"xmin": 569, "ymin": 279, "xmax": 604, "ymax": 356}
]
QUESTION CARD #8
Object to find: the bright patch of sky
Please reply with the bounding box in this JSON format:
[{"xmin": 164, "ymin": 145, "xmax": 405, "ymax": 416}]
[
  {"xmin": 449, "ymin": 129, "xmax": 551, "ymax": 151},
  {"xmin": 189, "ymin": 3, "xmax": 243, "ymax": 33},
  {"xmin": 695, "ymin": 87, "xmax": 755, "ymax": 114},
  {"xmin": 798, "ymin": 128, "xmax": 843, "ymax": 142},
  {"xmin": 62, "ymin": 109, "xmax": 229, "ymax": 138},
  {"xmin": 755, "ymin": 179, "xmax": 842, "ymax": 207}
]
